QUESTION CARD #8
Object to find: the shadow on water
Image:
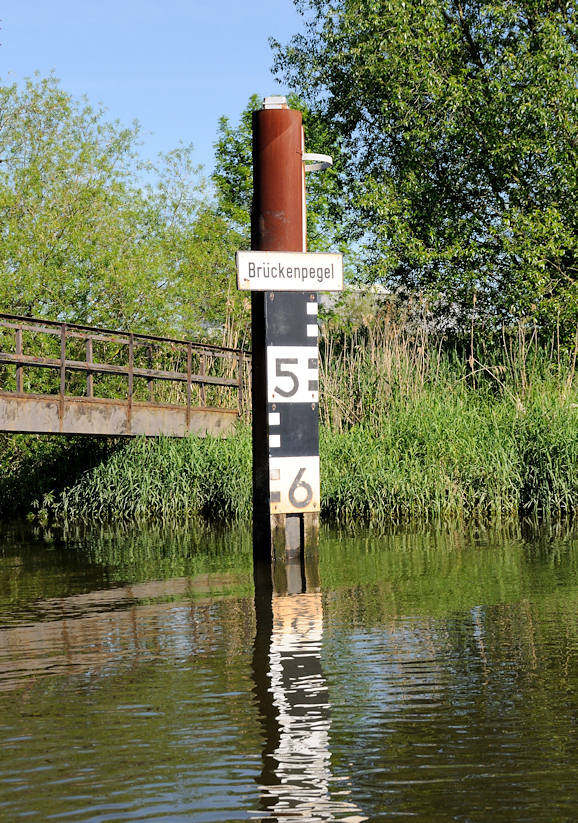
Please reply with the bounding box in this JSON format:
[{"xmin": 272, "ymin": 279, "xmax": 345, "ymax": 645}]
[{"xmin": 252, "ymin": 546, "xmax": 366, "ymax": 822}]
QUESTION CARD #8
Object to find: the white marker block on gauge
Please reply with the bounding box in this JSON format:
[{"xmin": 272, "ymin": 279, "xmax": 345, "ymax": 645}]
[
  {"xmin": 266, "ymin": 346, "xmax": 319, "ymax": 403},
  {"xmin": 269, "ymin": 456, "xmax": 320, "ymax": 514}
]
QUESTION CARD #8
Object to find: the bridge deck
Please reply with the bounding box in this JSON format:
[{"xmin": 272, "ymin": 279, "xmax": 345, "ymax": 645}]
[{"xmin": 0, "ymin": 314, "xmax": 249, "ymax": 437}]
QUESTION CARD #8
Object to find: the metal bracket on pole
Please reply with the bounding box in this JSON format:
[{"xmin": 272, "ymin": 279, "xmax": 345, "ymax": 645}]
[{"xmin": 302, "ymin": 153, "xmax": 333, "ymax": 172}]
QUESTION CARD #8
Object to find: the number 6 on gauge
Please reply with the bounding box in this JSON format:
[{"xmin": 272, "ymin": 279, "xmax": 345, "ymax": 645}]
[
  {"xmin": 288, "ymin": 467, "xmax": 313, "ymax": 507},
  {"xmin": 269, "ymin": 455, "xmax": 320, "ymax": 514}
]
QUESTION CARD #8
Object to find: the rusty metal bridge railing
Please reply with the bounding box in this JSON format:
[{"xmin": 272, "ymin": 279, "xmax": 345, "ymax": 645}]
[{"xmin": 0, "ymin": 314, "xmax": 250, "ymax": 437}]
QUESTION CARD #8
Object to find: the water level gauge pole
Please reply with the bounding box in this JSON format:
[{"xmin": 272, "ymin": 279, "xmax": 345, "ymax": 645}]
[{"xmin": 251, "ymin": 97, "xmax": 319, "ymax": 560}]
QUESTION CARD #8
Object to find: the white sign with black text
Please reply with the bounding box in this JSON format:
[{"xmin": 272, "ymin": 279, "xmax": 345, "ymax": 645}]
[{"xmin": 236, "ymin": 251, "xmax": 343, "ymax": 292}]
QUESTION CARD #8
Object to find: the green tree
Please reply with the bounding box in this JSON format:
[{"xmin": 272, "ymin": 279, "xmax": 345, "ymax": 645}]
[
  {"xmin": 0, "ymin": 75, "xmax": 248, "ymax": 345},
  {"xmin": 273, "ymin": 1, "xmax": 577, "ymax": 333},
  {"xmin": 213, "ymin": 94, "xmax": 260, "ymax": 238}
]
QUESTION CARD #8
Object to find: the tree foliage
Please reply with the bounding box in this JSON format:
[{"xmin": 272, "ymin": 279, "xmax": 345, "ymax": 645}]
[
  {"xmin": 273, "ymin": 1, "xmax": 577, "ymax": 331},
  {"xmin": 0, "ymin": 75, "xmax": 248, "ymax": 346}
]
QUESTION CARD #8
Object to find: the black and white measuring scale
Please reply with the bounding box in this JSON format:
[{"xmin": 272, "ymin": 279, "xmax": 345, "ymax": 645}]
[{"xmin": 236, "ymin": 250, "xmax": 343, "ymax": 515}]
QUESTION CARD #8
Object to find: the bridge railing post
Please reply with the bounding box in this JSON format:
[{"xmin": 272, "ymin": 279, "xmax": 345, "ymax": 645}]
[
  {"xmin": 147, "ymin": 345, "xmax": 154, "ymax": 401},
  {"xmin": 128, "ymin": 333, "xmax": 134, "ymax": 402},
  {"xmin": 85, "ymin": 337, "xmax": 94, "ymax": 397},
  {"xmin": 15, "ymin": 326, "xmax": 23, "ymax": 394},
  {"xmin": 186, "ymin": 342, "xmax": 192, "ymax": 430},
  {"xmin": 199, "ymin": 353, "xmax": 206, "ymax": 407},
  {"xmin": 59, "ymin": 324, "xmax": 66, "ymax": 424},
  {"xmin": 127, "ymin": 333, "xmax": 134, "ymax": 432},
  {"xmin": 237, "ymin": 351, "xmax": 244, "ymax": 417}
]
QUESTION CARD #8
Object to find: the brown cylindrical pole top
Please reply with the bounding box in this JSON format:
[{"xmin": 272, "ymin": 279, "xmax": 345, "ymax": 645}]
[{"xmin": 251, "ymin": 106, "xmax": 304, "ymax": 253}]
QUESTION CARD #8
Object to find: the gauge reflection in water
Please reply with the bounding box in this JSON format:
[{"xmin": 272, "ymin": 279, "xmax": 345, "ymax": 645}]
[{"xmin": 252, "ymin": 554, "xmax": 366, "ymax": 822}]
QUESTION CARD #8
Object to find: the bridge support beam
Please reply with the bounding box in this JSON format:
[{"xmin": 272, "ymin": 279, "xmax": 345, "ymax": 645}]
[{"xmin": 0, "ymin": 394, "xmax": 237, "ymax": 437}]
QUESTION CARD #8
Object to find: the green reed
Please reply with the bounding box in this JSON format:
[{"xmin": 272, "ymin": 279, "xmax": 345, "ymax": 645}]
[
  {"xmin": 10, "ymin": 312, "xmax": 578, "ymax": 527},
  {"xmin": 321, "ymin": 392, "xmax": 578, "ymax": 525},
  {"xmin": 31, "ymin": 430, "xmax": 253, "ymax": 526},
  {"xmin": 30, "ymin": 390, "xmax": 577, "ymax": 527}
]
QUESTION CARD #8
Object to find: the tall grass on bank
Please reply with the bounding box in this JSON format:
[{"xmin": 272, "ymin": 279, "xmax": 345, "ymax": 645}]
[
  {"xmin": 320, "ymin": 305, "xmax": 577, "ymax": 431},
  {"xmin": 322, "ymin": 394, "xmax": 578, "ymax": 524},
  {"xmin": 33, "ymin": 432, "xmax": 252, "ymax": 526},
  {"xmin": 33, "ymin": 394, "xmax": 578, "ymax": 527},
  {"xmin": 317, "ymin": 310, "xmax": 578, "ymax": 524},
  {"xmin": 0, "ymin": 433, "xmax": 117, "ymax": 517},
  {"xmin": 16, "ymin": 311, "xmax": 578, "ymax": 527}
]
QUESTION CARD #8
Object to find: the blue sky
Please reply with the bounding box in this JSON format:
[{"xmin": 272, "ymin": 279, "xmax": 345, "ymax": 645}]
[{"xmin": 2, "ymin": 0, "xmax": 304, "ymax": 172}]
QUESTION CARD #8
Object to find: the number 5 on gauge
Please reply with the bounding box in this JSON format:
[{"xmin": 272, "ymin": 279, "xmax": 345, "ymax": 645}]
[
  {"xmin": 267, "ymin": 346, "xmax": 319, "ymax": 403},
  {"xmin": 269, "ymin": 456, "xmax": 320, "ymax": 514}
]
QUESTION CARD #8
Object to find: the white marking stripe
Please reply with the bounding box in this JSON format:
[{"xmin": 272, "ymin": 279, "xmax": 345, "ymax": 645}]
[
  {"xmin": 268, "ymin": 412, "xmax": 281, "ymax": 426},
  {"xmin": 307, "ymin": 324, "xmax": 318, "ymax": 337},
  {"xmin": 269, "ymin": 434, "xmax": 281, "ymax": 449},
  {"xmin": 306, "ymin": 302, "xmax": 318, "ymax": 315}
]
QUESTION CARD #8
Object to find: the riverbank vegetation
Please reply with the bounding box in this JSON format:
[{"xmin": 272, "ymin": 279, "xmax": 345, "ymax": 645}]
[
  {"xmin": 1, "ymin": 1, "xmax": 576, "ymax": 529},
  {"xmin": 7, "ymin": 311, "xmax": 575, "ymax": 528}
]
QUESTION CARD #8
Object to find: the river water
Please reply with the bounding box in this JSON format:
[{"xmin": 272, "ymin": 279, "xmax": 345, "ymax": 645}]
[{"xmin": 0, "ymin": 522, "xmax": 576, "ymax": 822}]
